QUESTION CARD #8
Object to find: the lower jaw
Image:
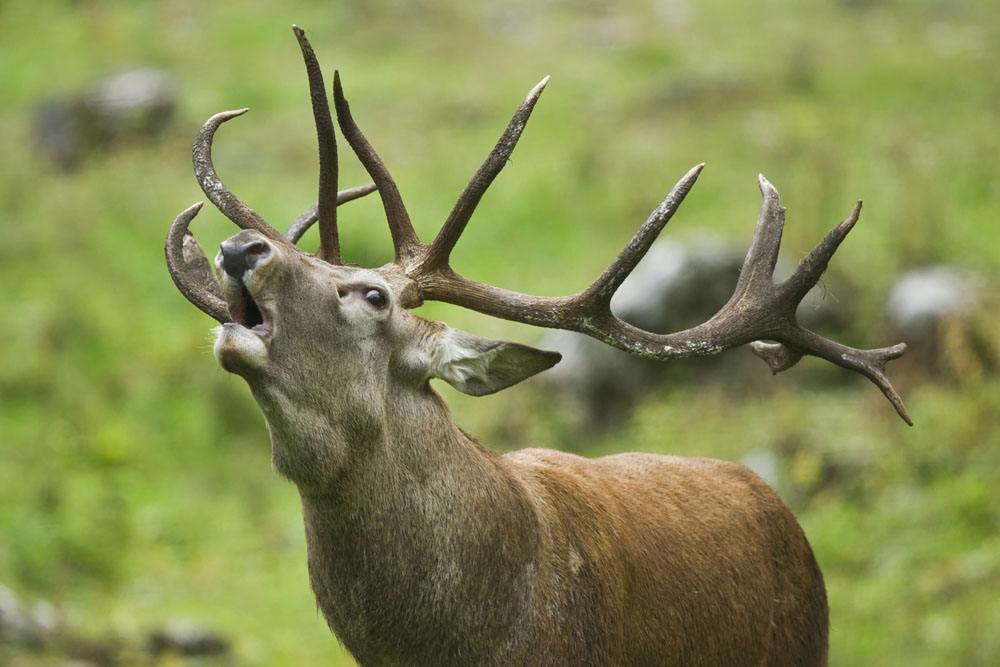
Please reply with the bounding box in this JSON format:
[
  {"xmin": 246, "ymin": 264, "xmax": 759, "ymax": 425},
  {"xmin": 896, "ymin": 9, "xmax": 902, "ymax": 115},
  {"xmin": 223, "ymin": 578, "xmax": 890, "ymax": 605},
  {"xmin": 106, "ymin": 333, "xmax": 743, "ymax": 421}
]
[{"xmin": 214, "ymin": 323, "xmax": 270, "ymax": 373}]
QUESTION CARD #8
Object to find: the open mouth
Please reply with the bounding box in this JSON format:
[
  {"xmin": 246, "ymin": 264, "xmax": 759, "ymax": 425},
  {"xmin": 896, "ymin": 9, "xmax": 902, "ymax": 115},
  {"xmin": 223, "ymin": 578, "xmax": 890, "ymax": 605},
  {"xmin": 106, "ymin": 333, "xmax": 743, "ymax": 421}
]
[{"xmin": 228, "ymin": 282, "xmax": 273, "ymax": 337}]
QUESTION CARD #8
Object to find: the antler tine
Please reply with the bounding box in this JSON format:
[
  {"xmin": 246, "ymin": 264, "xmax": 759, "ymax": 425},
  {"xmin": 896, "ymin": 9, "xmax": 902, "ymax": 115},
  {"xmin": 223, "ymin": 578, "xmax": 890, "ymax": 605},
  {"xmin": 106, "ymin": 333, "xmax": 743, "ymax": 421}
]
[
  {"xmin": 747, "ymin": 196, "xmax": 912, "ymax": 424},
  {"xmin": 285, "ymin": 183, "xmax": 378, "ymax": 244},
  {"xmin": 748, "ymin": 341, "xmax": 802, "ymax": 373},
  {"xmin": 332, "ymin": 71, "xmax": 422, "ymax": 262},
  {"xmin": 578, "ymin": 163, "xmax": 705, "ymax": 309},
  {"xmin": 415, "ymin": 77, "xmax": 550, "ymax": 275},
  {"xmin": 733, "ymin": 175, "xmax": 786, "ymax": 295},
  {"xmin": 782, "ymin": 199, "xmax": 862, "ymax": 303},
  {"xmin": 292, "ymin": 25, "xmax": 341, "ymax": 263},
  {"xmin": 165, "ymin": 202, "xmax": 230, "ymax": 323},
  {"xmin": 193, "ymin": 109, "xmax": 282, "ymax": 240},
  {"xmin": 784, "ymin": 331, "xmax": 911, "ymax": 424},
  {"xmin": 750, "ymin": 336, "xmax": 910, "ymax": 423},
  {"xmin": 412, "ymin": 170, "xmax": 910, "ymax": 423}
]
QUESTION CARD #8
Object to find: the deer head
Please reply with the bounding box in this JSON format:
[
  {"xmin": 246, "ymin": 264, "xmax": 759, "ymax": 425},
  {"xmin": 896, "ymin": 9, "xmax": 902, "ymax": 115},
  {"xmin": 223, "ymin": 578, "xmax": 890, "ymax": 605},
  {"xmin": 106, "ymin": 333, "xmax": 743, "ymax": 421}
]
[
  {"xmin": 166, "ymin": 27, "xmax": 911, "ymax": 484},
  {"xmin": 166, "ymin": 29, "xmax": 570, "ymax": 487}
]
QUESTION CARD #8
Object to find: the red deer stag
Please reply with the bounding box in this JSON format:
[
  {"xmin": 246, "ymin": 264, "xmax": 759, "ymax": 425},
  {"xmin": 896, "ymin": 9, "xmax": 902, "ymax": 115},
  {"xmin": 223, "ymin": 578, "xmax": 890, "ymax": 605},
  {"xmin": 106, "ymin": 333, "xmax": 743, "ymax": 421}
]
[{"xmin": 165, "ymin": 26, "xmax": 909, "ymax": 666}]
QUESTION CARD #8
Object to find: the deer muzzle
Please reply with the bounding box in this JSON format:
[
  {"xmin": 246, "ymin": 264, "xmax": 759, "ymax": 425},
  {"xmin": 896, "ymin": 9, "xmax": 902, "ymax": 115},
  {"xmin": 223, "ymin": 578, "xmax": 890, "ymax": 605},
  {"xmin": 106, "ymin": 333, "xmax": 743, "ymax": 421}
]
[
  {"xmin": 216, "ymin": 232, "xmax": 275, "ymax": 340},
  {"xmin": 220, "ymin": 236, "xmax": 272, "ymax": 279}
]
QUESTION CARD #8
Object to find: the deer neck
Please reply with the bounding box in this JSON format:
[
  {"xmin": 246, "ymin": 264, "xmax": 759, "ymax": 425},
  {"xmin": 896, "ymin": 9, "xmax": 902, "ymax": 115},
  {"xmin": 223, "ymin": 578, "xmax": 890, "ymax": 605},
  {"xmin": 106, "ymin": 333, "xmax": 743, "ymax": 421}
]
[{"xmin": 258, "ymin": 382, "xmax": 541, "ymax": 658}]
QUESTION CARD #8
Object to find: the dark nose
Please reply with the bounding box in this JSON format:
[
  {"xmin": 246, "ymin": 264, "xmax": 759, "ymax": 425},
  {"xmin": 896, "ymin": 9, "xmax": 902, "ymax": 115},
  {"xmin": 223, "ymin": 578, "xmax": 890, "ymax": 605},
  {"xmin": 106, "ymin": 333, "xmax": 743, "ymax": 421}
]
[{"xmin": 219, "ymin": 239, "xmax": 271, "ymax": 279}]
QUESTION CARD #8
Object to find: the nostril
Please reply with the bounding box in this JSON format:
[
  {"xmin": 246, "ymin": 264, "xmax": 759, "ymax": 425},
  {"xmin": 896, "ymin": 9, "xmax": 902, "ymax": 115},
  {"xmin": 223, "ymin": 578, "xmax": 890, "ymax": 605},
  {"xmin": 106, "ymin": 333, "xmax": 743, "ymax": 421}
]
[
  {"xmin": 243, "ymin": 241, "xmax": 270, "ymax": 272},
  {"xmin": 219, "ymin": 239, "xmax": 270, "ymax": 279},
  {"xmin": 246, "ymin": 242, "xmax": 269, "ymax": 257},
  {"xmin": 220, "ymin": 247, "xmax": 247, "ymax": 279}
]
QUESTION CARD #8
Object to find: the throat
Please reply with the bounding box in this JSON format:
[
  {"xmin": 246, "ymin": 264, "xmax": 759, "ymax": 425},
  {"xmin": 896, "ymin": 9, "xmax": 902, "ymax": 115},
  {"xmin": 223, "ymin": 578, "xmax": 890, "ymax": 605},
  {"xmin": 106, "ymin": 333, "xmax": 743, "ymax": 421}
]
[
  {"xmin": 295, "ymin": 422, "xmax": 538, "ymax": 660},
  {"xmin": 260, "ymin": 383, "xmax": 458, "ymax": 492},
  {"xmin": 254, "ymin": 382, "xmax": 541, "ymax": 659}
]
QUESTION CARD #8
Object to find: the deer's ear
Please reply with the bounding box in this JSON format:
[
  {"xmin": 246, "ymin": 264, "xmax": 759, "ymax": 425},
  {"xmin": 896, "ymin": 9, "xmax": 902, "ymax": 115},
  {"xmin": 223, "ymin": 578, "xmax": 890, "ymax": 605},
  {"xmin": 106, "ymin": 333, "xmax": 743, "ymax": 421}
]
[{"xmin": 429, "ymin": 328, "xmax": 561, "ymax": 396}]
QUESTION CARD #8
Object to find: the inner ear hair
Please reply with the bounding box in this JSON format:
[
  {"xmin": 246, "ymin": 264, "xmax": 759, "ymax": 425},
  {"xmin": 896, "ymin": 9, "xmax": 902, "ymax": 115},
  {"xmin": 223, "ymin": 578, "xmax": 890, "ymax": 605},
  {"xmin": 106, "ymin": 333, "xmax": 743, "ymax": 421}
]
[{"xmin": 430, "ymin": 328, "xmax": 560, "ymax": 397}]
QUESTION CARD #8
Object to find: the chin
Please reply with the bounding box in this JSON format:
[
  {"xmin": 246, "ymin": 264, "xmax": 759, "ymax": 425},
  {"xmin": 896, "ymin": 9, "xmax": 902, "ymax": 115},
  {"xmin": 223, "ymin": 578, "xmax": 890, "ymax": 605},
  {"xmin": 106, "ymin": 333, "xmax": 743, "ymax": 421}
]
[{"xmin": 214, "ymin": 322, "xmax": 269, "ymax": 374}]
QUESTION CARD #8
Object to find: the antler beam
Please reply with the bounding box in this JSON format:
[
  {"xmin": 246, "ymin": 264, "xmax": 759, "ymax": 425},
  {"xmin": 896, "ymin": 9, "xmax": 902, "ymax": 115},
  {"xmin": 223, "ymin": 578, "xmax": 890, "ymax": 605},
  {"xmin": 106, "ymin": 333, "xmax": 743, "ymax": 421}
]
[
  {"xmin": 329, "ymin": 75, "xmax": 910, "ymax": 422},
  {"xmin": 409, "ymin": 170, "xmax": 911, "ymax": 424}
]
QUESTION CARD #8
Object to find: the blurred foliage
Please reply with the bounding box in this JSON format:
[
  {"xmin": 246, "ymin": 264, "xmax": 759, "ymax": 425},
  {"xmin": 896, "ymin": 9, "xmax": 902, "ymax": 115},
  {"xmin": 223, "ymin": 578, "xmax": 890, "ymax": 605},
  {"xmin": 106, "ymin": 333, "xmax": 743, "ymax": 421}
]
[{"xmin": 1, "ymin": 0, "xmax": 998, "ymax": 665}]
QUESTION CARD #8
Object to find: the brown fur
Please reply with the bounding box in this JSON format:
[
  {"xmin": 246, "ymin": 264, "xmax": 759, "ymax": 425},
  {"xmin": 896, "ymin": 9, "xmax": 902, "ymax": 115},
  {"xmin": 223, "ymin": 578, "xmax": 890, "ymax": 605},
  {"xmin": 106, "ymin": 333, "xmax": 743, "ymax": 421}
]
[{"xmin": 211, "ymin": 230, "xmax": 828, "ymax": 665}]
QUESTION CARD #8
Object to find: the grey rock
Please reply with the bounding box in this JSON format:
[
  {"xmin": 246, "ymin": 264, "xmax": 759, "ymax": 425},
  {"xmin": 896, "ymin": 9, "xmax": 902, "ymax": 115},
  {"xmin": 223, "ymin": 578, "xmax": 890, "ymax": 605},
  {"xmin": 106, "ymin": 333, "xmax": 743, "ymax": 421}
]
[
  {"xmin": 83, "ymin": 68, "xmax": 175, "ymax": 135},
  {"xmin": 31, "ymin": 601, "xmax": 60, "ymax": 636},
  {"xmin": 0, "ymin": 585, "xmax": 61, "ymax": 648},
  {"xmin": 34, "ymin": 68, "xmax": 176, "ymax": 171},
  {"xmin": 33, "ymin": 99, "xmax": 85, "ymax": 172},
  {"xmin": 148, "ymin": 619, "xmax": 230, "ymax": 657},
  {"xmin": 885, "ymin": 265, "xmax": 994, "ymax": 378},
  {"xmin": 886, "ymin": 266, "xmax": 981, "ymax": 337},
  {"xmin": 0, "ymin": 585, "xmax": 31, "ymax": 642}
]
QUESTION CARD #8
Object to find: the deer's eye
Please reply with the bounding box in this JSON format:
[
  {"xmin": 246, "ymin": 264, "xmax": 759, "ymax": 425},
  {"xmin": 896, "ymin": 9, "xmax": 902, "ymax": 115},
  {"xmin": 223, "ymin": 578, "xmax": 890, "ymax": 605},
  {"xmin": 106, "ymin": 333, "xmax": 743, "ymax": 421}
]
[{"xmin": 364, "ymin": 288, "xmax": 386, "ymax": 308}]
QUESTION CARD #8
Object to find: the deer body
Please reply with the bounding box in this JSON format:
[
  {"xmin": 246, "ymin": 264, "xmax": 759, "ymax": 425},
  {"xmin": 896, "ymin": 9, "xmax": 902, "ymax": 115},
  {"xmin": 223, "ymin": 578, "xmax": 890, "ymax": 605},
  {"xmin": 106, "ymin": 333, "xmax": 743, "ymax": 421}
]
[
  {"xmin": 268, "ymin": 381, "xmax": 826, "ymax": 665},
  {"xmin": 166, "ymin": 26, "xmax": 909, "ymax": 666}
]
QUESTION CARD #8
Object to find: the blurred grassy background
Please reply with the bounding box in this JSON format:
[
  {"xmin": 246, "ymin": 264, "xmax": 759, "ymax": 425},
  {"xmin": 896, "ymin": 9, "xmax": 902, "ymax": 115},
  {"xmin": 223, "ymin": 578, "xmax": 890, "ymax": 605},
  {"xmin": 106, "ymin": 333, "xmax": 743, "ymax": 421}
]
[{"xmin": 1, "ymin": 0, "xmax": 998, "ymax": 665}]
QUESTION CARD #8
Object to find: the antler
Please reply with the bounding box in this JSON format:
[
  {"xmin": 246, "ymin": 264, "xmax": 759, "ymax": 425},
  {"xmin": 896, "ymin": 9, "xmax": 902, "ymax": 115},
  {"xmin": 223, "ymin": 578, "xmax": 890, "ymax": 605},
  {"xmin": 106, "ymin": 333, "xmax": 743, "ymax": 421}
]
[
  {"xmin": 192, "ymin": 108, "xmax": 281, "ymax": 240},
  {"xmin": 333, "ymin": 71, "xmax": 423, "ymax": 263},
  {"xmin": 292, "ymin": 25, "xmax": 341, "ymax": 262},
  {"xmin": 166, "ymin": 26, "xmax": 376, "ymax": 321},
  {"xmin": 414, "ymin": 76, "xmax": 550, "ymax": 275},
  {"xmin": 165, "ymin": 202, "xmax": 230, "ymax": 323},
  {"xmin": 285, "ymin": 183, "xmax": 377, "ymax": 244},
  {"xmin": 332, "ymin": 78, "xmax": 911, "ymax": 424}
]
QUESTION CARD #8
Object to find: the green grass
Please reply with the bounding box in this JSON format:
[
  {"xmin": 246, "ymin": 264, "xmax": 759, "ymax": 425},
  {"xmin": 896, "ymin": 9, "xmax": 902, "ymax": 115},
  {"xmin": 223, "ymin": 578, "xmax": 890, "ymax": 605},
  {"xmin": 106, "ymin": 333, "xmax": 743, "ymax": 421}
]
[{"xmin": 1, "ymin": 1, "xmax": 998, "ymax": 664}]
